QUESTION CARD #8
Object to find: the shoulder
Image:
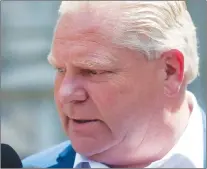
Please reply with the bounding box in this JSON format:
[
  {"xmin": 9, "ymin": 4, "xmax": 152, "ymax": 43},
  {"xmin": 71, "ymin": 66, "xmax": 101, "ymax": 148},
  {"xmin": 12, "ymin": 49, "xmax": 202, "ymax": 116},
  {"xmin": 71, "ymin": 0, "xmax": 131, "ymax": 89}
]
[{"xmin": 22, "ymin": 141, "xmax": 72, "ymax": 168}]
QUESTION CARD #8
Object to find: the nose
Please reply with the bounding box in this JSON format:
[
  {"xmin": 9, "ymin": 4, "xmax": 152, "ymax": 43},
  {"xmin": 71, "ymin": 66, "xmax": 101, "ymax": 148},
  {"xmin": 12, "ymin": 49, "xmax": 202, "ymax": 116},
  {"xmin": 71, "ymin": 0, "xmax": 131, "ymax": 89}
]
[{"xmin": 58, "ymin": 79, "xmax": 88, "ymax": 104}]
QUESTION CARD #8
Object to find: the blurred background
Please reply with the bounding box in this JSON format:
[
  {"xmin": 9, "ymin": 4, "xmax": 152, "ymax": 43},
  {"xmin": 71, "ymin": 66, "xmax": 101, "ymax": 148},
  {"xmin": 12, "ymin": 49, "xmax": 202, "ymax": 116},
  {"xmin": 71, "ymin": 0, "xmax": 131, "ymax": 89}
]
[{"xmin": 1, "ymin": 1, "xmax": 206, "ymax": 159}]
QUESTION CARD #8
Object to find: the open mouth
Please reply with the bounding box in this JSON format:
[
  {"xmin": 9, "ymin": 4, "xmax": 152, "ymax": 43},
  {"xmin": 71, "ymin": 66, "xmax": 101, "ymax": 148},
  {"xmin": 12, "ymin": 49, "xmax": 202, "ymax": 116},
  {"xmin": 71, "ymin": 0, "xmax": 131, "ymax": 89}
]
[{"xmin": 73, "ymin": 119, "xmax": 98, "ymax": 124}]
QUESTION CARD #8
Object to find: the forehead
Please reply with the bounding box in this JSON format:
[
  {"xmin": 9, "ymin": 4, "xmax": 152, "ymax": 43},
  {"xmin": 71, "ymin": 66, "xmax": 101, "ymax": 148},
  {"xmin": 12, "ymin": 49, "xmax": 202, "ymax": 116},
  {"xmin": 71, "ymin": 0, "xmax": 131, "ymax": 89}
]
[
  {"xmin": 51, "ymin": 13, "xmax": 118, "ymax": 61},
  {"xmin": 50, "ymin": 12, "xmax": 145, "ymax": 67},
  {"xmin": 54, "ymin": 10, "xmax": 110, "ymax": 40}
]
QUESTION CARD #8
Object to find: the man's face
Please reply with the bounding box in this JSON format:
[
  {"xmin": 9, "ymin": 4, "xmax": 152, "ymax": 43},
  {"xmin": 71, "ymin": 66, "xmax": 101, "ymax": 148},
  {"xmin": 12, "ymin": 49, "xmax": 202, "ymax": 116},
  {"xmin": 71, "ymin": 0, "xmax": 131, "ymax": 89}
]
[{"xmin": 51, "ymin": 13, "xmax": 166, "ymax": 163}]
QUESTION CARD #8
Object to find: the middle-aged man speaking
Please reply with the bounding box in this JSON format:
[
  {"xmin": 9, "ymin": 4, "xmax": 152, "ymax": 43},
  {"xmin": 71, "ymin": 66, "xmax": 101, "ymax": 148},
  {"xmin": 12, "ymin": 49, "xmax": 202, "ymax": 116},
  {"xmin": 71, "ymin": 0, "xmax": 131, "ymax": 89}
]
[{"xmin": 23, "ymin": 1, "xmax": 206, "ymax": 168}]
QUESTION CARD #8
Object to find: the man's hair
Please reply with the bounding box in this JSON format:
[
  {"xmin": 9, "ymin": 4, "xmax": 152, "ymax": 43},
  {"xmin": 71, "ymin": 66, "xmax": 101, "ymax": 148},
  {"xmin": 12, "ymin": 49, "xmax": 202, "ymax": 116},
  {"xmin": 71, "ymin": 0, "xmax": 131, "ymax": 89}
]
[{"xmin": 58, "ymin": 1, "xmax": 199, "ymax": 84}]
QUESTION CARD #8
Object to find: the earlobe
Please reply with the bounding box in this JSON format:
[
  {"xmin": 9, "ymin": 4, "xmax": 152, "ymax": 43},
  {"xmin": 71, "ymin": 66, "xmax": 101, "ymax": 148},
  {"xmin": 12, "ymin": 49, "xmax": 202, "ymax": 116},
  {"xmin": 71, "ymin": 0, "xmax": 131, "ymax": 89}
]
[{"xmin": 164, "ymin": 82, "xmax": 181, "ymax": 97}]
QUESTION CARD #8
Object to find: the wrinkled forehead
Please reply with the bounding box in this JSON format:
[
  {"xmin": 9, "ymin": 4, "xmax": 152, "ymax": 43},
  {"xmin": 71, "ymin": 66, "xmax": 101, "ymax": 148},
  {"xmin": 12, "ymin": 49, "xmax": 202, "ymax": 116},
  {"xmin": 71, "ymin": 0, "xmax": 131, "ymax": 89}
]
[
  {"xmin": 54, "ymin": 14, "xmax": 101, "ymax": 41},
  {"xmin": 48, "ymin": 18, "xmax": 117, "ymax": 67},
  {"xmin": 54, "ymin": 5, "xmax": 120, "ymax": 41},
  {"xmin": 49, "ymin": 9, "xmax": 122, "ymax": 60}
]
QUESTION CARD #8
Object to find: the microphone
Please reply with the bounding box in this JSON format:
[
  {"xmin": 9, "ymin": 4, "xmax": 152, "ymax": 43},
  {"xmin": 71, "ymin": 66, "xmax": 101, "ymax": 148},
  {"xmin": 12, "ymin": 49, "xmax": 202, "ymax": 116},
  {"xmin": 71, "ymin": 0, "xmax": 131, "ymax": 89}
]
[{"xmin": 1, "ymin": 143, "xmax": 23, "ymax": 168}]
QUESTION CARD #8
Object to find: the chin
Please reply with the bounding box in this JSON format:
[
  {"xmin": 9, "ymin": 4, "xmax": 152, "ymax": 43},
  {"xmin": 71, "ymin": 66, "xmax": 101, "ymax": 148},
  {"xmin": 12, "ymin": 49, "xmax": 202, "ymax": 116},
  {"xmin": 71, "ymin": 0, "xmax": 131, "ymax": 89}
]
[{"xmin": 70, "ymin": 136, "xmax": 103, "ymax": 156}]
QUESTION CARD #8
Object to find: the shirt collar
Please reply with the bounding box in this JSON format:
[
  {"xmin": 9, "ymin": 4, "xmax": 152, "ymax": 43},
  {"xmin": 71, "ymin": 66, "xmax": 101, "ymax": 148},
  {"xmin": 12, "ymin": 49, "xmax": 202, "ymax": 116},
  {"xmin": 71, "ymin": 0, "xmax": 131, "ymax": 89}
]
[
  {"xmin": 73, "ymin": 91, "xmax": 205, "ymax": 168},
  {"xmin": 73, "ymin": 153, "xmax": 108, "ymax": 168}
]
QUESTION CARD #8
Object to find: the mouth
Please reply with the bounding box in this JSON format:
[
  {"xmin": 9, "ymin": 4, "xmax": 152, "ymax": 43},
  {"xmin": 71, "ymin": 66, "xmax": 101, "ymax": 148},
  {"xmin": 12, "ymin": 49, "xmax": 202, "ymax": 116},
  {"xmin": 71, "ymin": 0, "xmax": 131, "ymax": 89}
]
[{"xmin": 73, "ymin": 119, "xmax": 99, "ymax": 124}]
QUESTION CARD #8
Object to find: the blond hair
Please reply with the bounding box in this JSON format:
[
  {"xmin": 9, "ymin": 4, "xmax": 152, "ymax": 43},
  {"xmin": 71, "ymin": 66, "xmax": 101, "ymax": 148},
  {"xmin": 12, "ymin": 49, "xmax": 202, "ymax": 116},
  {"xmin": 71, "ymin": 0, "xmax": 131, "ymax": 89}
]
[{"xmin": 58, "ymin": 1, "xmax": 199, "ymax": 84}]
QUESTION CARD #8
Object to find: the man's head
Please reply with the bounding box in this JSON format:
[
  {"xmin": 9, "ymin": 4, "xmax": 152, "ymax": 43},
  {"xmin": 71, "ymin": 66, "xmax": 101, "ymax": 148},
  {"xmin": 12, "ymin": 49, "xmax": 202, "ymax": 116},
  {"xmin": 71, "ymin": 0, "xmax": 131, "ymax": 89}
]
[{"xmin": 48, "ymin": 1, "xmax": 198, "ymax": 167}]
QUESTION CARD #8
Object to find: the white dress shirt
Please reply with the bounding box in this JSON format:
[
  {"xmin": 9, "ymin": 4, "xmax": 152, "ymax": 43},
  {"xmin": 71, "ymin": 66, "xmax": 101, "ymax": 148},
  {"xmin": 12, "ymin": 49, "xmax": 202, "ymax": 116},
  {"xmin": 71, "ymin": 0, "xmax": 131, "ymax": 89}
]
[{"xmin": 73, "ymin": 92, "xmax": 205, "ymax": 168}]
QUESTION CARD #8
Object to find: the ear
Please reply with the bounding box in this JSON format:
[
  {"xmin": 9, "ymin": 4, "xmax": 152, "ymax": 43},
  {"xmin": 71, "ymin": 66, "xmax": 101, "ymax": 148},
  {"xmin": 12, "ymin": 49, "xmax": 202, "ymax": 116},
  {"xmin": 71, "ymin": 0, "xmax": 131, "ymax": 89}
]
[{"xmin": 161, "ymin": 49, "xmax": 184, "ymax": 97}]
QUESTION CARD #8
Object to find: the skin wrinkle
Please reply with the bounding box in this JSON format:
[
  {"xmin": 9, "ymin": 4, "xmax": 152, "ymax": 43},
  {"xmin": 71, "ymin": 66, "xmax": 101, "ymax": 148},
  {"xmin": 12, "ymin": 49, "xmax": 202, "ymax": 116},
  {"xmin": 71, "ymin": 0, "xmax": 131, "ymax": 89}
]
[
  {"xmin": 120, "ymin": 119, "xmax": 150, "ymax": 167},
  {"xmin": 101, "ymin": 132, "xmax": 128, "ymax": 167},
  {"xmin": 90, "ymin": 125, "xmax": 128, "ymax": 162},
  {"xmin": 49, "ymin": 53, "xmax": 114, "ymax": 72},
  {"xmin": 50, "ymin": 36, "xmax": 118, "ymax": 71},
  {"xmin": 134, "ymin": 110, "xmax": 154, "ymax": 155},
  {"xmin": 72, "ymin": 54, "xmax": 116, "ymax": 70},
  {"xmin": 55, "ymin": 31, "xmax": 111, "ymax": 43},
  {"xmin": 100, "ymin": 110, "xmax": 153, "ymax": 168}
]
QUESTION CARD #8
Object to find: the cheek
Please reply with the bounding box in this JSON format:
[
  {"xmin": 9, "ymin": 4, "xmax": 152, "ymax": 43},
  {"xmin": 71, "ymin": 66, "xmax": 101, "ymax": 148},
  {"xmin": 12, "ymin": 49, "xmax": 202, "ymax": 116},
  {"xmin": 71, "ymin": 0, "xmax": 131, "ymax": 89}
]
[
  {"xmin": 86, "ymin": 72, "xmax": 161, "ymax": 133},
  {"xmin": 86, "ymin": 78, "xmax": 133, "ymax": 133},
  {"xmin": 88, "ymin": 80, "xmax": 126, "ymax": 113}
]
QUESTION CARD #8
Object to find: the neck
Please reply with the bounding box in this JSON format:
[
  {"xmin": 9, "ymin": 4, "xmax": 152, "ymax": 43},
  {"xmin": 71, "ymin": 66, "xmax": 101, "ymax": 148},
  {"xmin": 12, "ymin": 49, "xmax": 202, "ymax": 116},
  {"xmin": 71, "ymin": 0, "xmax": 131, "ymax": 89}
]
[{"xmin": 111, "ymin": 92, "xmax": 193, "ymax": 168}]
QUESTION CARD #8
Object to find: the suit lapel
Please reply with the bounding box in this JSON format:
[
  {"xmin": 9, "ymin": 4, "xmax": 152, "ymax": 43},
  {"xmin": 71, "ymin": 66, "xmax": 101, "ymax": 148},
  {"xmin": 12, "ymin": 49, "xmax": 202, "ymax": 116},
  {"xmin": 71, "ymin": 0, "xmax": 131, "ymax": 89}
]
[{"xmin": 49, "ymin": 144, "xmax": 76, "ymax": 168}]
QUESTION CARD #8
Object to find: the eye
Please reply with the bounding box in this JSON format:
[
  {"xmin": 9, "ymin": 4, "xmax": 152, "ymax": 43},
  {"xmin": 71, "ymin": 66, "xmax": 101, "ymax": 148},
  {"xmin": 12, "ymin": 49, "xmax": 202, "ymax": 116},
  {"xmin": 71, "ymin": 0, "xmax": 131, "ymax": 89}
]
[
  {"xmin": 81, "ymin": 69, "xmax": 113, "ymax": 76},
  {"xmin": 87, "ymin": 70, "xmax": 98, "ymax": 75},
  {"xmin": 81, "ymin": 69, "xmax": 98, "ymax": 76},
  {"xmin": 55, "ymin": 67, "xmax": 66, "ymax": 74}
]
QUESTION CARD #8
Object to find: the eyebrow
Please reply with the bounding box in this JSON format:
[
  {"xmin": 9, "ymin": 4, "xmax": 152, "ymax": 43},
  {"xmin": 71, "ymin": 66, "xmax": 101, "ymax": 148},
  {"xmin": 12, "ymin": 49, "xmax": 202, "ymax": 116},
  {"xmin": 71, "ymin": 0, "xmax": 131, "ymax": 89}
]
[
  {"xmin": 72, "ymin": 53, "xmax": 117, "ymax": 69},
  {"xmin": 47, "ymin": 51, "xmax": 117, "ymax": 69}
]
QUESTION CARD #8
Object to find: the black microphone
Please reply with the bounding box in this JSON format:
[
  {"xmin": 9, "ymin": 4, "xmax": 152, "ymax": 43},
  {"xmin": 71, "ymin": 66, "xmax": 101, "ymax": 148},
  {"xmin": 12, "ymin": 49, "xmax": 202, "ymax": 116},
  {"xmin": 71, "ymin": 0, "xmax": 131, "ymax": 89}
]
[{"xmin": 1, "ymin": 143, "xmax": 23, "ymax": 168}]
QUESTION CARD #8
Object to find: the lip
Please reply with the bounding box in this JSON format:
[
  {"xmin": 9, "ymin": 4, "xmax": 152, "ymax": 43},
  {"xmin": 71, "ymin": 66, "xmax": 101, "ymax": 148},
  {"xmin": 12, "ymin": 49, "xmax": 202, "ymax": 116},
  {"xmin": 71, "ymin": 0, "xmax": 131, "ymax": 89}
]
[{"xmin": 69, "ymin": 119, "xmax": 101, "ymax": 132}]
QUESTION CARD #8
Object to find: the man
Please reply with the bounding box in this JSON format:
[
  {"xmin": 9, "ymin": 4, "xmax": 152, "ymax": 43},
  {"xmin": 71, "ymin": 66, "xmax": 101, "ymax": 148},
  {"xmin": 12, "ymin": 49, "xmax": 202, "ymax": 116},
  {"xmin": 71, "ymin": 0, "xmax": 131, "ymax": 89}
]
[{"xmin": 23, "ymin": 1, "xmax": 206, "ymax": 168}]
